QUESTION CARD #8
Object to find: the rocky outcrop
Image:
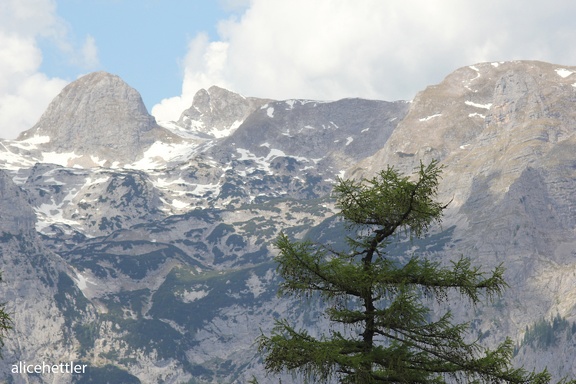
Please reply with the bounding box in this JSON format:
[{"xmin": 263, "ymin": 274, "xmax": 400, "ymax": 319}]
[
  {"xmin": 0, "ymin": 169, "xmax": 94, "ymax": 383},
  {"xmin": 211, "ymin": 97, "xmax": 409, "ymax": 176},
  {"xmin": 17, "ymin": 71, "xmax": 178, "ymax": 163},
  {"xmin": 178, "ymin": 86, "xmax": 271, "ymax": 137},
  {"xmin": 0, "ymin": 170, "xmax": 35, "ymax": 235},
  {"xmin": 354, "ymin": 61, "xmax": 576, "ymax": 175}
]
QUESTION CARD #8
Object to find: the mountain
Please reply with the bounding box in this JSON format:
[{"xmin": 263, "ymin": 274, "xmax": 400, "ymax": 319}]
[
  {"xmin": 16, "ymin": 71, "xmax": 179, "ymax": 165},
  {"xmin": 177, "ymin": 85, "xmax": 272, "ymax": 138},
  {"xmin": 0, "ymin": 169, "xmax": 93, "ymax": 382},
  {"xmin": 353, "ymin": 60, "xmax": 576, "ymax": 377},
  {"xmin": 0, "ymin": 61, "xmax": 576, "ymax": 383}
]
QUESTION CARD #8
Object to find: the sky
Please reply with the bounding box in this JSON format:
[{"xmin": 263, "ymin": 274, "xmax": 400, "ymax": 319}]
[{"xmin": 1, "ymin": 0, "xmax": 576, "ymax": 139}]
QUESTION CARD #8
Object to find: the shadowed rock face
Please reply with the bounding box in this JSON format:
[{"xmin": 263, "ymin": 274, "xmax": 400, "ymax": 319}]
[
  {"xmin": 0, "ymin": 170, "xmax": 35, "ymax": 235},
  {"xmin": 18, "ymin": 71, "xmax": 172, "ymax": 163}
]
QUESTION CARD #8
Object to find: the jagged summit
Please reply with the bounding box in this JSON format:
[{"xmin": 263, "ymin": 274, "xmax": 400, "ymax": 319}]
[
  {"xmin": 178, "ymin": 85, "xmax": 271, "ymax": 138},
  {"xmin": 18, "ymin": 71, "xmax": 176, "ymax": 164}
]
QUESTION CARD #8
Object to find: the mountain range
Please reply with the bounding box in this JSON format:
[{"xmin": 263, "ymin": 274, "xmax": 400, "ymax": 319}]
[{"xmin": 0, "ymin": 60, "xmax": 575, "ymax": 383}]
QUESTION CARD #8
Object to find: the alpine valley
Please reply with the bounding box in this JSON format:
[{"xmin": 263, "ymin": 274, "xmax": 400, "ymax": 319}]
[{"xmin": 1, "ymin": 60, "xmax": 576, "ymax": 383}]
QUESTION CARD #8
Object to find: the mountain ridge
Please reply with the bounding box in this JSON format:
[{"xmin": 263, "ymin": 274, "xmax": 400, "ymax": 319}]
[{"xmin": 0, "ymin": 60, "xmax": 575, "ymax": 382}]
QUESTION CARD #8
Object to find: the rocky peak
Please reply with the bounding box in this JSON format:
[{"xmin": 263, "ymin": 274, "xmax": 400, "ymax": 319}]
[
  {"xmin": 353, "ymin": 60, "xmax": 576, "ymax": 177},
  {"xmin": 178, "ymin": 85, "xmax": 271, "ymax": 138},
  {"xmin": 17, "ymin": 71, "xmax": 174, "ymax": 163}
]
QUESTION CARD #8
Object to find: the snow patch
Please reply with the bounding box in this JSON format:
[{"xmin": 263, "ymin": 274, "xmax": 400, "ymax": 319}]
[
  {"xmin": 170, "ymin": 199, "xmax": 189, "ymax": 209},
  {"xmin": 345, "ymin": 137, "xmax": 353, "ymax": 146},
  {"xmin": 245, "ymin": 270, "xmax": 273, "ymax": 298},
  {"xmin": 35, "ymin": 199, "xmax": 81, "ymax": 232},
  {"xmin": 16, "ymin": 134, "xmax": 50, "ymax": 146},
  {"xmin": 0, "ymin": 146, "xmax": 36, "ymax": 170},
  {"xmin": 84, "ymin": 175, "xmax": 111, "ymax": 187},
  {"xmin": 130, "ymin": 141, "xmax": 199, "ymax": 169},
  {"xmin": 180, "ymin": 289, "xmax": 210, "ymax": 303},
  {"xmin": 556, "ymin": 68, "xmax": 574, "ymax": 78},
  {"xmin": 468, "ymin": 113, "xmax": 485, "ymax": 119},
  {"xmin": 73, "ymin": 270, "xmax": 97, "ymax": 291},
  {"xmin": 236, "ymin": 147, "xmax": 309, "ymax": 174},
  {"xmin": 266, "ymin": 107, "xmax": 274, "ymax": 118},
  {"xmin": 212, "ymin": 120, "xmax": 243, "ymax": 139},
  {"xmin": 158, "ymin": 120, "xmax": 209, "ymax": 139},
  {"xmin": 90, "ymin": 156, "xmax": 107, "ymax": 166},
  {"xmin": 41, "ymin": 151, "xmax": 82, "ymax": 166},
  {"xmin": 155, "ymin": 177, "xmax": 188, "ymax": 188},
  {"xmin": 246, "ymin": 273, "xmax": 265, "ymax": 298},
  {"xmin": 194, "ymin": 183, "xmax": 220, "ymax": 196},
  {"xmin": 419, "ymin": 114, "xmax": 442, "ymax": 122},
  {"xmin": 465, "ymin": 101, "xmax": 492, "ymax": 109},
  {"xmin": 267, "ymin": 148, "xmax": 308, "ymax": 162}
]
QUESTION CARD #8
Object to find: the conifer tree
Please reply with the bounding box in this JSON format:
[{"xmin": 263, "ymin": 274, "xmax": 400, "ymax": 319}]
[
  {"xmin": 257, "ymin": 161, "xmax": 554, "ymax": 383},
  {"xmin": 0, "ymin": 273, "xmax": 11, "ymax": 358}
]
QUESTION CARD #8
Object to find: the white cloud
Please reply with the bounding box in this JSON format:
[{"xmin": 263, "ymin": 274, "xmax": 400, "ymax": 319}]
[
  {"xmin": 0, "ymin": 73, "xmax": 67, "ymax": 139},
  {"xmin": 78, "ymin": 35, "xmax": 100, "ymax": 69},
  {"xmin": 0, "ymin": 0, "xmax": 101, "ymax": 139},
  {"xmin": 152, "ymin": 33, "xmax": 230, "ymax": 122},
  {"xmin": 153, "ymin": 0, "xmax": 576, "ymax": 122},
  {"xmin": 218, "ymin": 0, "xmax": 251, "ymax": 12},
  {"xmin": 0, "ymin": 0, "xmax": 63, "ymax": 39}
]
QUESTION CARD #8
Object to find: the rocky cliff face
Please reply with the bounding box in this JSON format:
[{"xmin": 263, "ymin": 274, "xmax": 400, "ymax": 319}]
[
  {"xmin": 353, "ymin": 60, "xmax": 576, "ymax": 377},
  {"xmin": 0, "ymin": 62, "xmax": 576, "ymax": 382},
  {"xmin": 17, "ymin": 71, "xmax": 178, "ymax": 164},
  {"xmin": 0, "ymin": 170, "xmax": 94, "ymax": 383},
  {"xmin": 0, "ymin": 170, "xmax": 35, "ymax": 235},
  {"xmin": 177, "ymin": 85, "xmax": 271, "ymax": 138}
]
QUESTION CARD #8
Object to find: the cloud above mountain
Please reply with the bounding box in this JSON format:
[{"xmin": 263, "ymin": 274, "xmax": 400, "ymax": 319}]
[
  {"xmin": 0, "ymin": 0, "xmax": 99, "ymax": 139},
  {"xmin": 152, "ymin": 0, "xmax": 576, "ymax": 121}
]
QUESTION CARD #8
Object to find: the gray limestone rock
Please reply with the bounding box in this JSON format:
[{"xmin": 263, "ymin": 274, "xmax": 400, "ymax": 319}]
[
  {"xmin": 0, "ymin": 170, "xmax": 35, "ymax": 235},
  {"xmin": 178, "ymin": 85, "xmax": 271, "ymax": 137},
  {"xmin": 18, "ymin": 71, "xmax": 177, "ymax": 163}
]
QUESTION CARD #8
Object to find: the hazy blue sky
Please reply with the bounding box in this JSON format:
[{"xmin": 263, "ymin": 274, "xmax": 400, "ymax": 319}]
[
  {"xmin": 39, "ymin": 0, "xmax": 230, "ymax": 109},
  {"xmin": 1, "ymin": 0, "xmax": 576, "ymax": 139}
]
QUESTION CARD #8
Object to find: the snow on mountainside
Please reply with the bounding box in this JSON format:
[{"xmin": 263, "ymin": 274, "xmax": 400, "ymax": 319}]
[
  {"xmin": 1, "ymin": 61, "xmax": 576, "ymax": 382},
  {"xmin": 176, "ymin": 85, "xmax": 272, "ymax": 138},
  {"xmin": 0, "ymin": 71, "xmax": 409, "ymax": 383},
  {"xmin": 17, "ymin": 72, "xmax": 180, "ymax": 165}
]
